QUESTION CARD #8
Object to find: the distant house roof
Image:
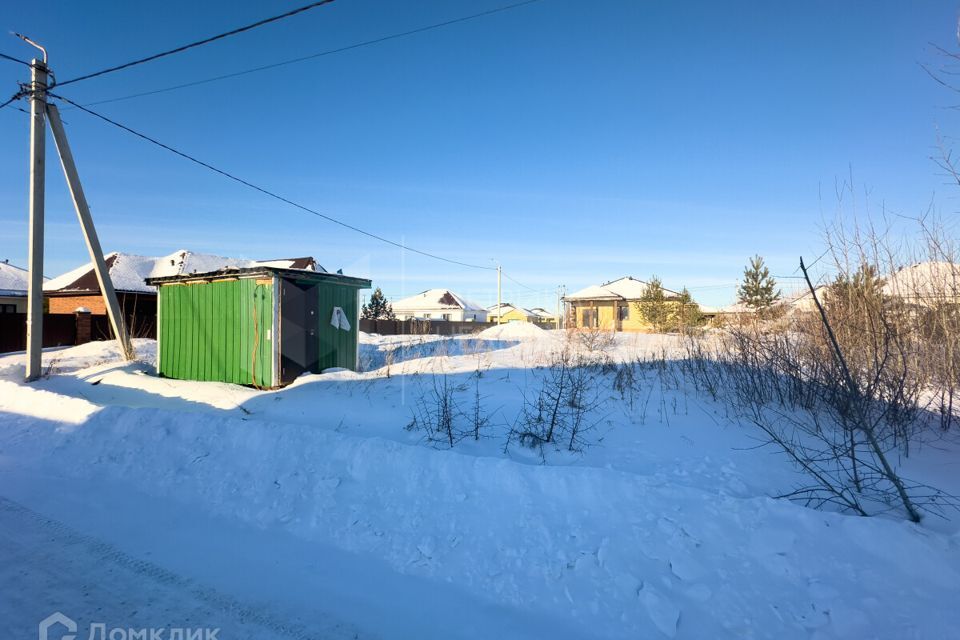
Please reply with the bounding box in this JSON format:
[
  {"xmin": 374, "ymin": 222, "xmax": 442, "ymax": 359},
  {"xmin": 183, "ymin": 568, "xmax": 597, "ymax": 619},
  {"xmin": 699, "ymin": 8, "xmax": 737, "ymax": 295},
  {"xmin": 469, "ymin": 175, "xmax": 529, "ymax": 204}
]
[
  {"xmin": 487, "ymin": 302, "xmax": 538, "ymax": 318},
  {"xmin": 564, "ymin": 276, "xmax": 682, "ymax": 302},
  {"xmin": 392, "ymin": 288, "xmax": 486, "ymax": 313},
  {"xmin": 0, "ymin": 260, "xmax": 43, "ymax": 297},
  {"xmin": 529, "ymin": 307, "xmax": 556, "ymax": 319},
  {"xmin": 883, "ymin": 261, "xmax": 960, "ymax": 303},
  {"xmin": 44, "ymin": 250, "xmax": 320, "ymax": 295}
]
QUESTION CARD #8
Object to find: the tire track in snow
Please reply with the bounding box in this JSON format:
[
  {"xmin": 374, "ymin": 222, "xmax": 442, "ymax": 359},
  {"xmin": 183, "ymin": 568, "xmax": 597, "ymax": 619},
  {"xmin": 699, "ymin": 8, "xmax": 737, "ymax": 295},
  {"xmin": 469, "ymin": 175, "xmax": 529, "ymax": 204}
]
[{"xmin": 0, "ymin": 495, "xmax": 363, "ymax": 640}]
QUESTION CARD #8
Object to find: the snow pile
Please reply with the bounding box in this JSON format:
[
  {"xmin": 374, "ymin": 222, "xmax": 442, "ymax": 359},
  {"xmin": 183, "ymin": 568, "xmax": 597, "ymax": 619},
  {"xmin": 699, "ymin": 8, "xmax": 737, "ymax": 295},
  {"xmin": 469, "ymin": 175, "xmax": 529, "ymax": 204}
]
[
  {"xmin": 4, "ymin": 399, "xmax": 959, "ymax": 639},
  {"xmin": 478, "ymin": 321, "xmax": 546, "ymax": 340}
]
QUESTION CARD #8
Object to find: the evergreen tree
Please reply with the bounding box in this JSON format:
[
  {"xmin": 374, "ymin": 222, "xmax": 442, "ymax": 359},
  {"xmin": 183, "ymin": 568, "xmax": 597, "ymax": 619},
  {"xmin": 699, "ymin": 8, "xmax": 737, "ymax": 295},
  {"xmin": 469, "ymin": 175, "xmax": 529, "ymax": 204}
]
[
  {"xmin": 737, "ymin": 255, "xmax": 781, "ymax": 310},
  {"xmin": 673, "ymin": 287, "xmax": 703, "ymax": 330},
  {"xmin": 362, "ymin": 287, "xmax": 395, "ymax": 320},
  {"xmin": 635, "ymin": 275, "xmax": 669, "ymax": 331},
  {"xmin": 827, "ymin": 263, "xmax": 885, "ymax": 316}
]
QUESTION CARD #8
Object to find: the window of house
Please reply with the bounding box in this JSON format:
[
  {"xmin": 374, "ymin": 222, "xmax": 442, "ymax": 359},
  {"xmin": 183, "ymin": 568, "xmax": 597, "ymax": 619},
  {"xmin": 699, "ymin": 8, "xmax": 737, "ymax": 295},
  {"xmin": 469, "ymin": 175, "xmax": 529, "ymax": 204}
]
[
  {"xmin": 618, "ymin": 305, "xmax": 630, "ymax": 322},
  {"xmin": 0, "ymin": 304, "xmax": 16, "ymax": 314},
  {"xmin": 442, "ymin": 313, "xmax": 451, "ymax": 321},
  {"xmin": 424, "ymin": 313, "xmax": 432, "ymax": 319},
  {"xmin": 581, "ymin": 308, "xmax": 598, "ymax": 328}
]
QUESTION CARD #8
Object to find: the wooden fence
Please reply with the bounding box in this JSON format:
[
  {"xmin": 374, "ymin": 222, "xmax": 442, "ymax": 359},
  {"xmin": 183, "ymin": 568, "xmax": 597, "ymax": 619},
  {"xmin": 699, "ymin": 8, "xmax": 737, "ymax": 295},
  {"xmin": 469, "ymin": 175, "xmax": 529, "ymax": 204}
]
[
  {"xmin": 359, "ymin": 318, "xmax": 557, "ymax": 335},
  {"xmin": 0, "ymin": 312, "xmax": 156, "ymax": 354},
  {"xmin": 0, "ymin": 313, "xmax": 78, "ymax": 353},
  {"xmin": 359, "ymin": 318, "xmax": 488, "ymax": 336}
]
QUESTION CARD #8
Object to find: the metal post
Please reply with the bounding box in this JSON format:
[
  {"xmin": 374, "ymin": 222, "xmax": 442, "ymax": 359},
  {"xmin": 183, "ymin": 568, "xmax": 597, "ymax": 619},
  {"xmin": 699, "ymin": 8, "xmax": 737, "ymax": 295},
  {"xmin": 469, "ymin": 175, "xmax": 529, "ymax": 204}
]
[
  {"xmin": 25, "ymin": 58, "xmax": 47, "ymax": 382},
  {"xmin": 496, "ymin": 264, "xmax": 502, "ymax": 325},
  {"xmin": 46, "ymin": 103, "xmax": 134, "ymax": 360},
  {"xmin": 556, "ymin": 285, "xmax": 561, "ymax": 330}
]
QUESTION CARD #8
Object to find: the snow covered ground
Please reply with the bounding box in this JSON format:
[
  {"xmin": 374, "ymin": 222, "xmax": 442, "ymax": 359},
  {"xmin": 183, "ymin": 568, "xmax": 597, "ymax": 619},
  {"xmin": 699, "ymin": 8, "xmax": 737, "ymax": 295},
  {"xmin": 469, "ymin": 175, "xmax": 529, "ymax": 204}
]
[{"xmin": 1, "ymin": 331, "xmax": 959, "ymax": 639}]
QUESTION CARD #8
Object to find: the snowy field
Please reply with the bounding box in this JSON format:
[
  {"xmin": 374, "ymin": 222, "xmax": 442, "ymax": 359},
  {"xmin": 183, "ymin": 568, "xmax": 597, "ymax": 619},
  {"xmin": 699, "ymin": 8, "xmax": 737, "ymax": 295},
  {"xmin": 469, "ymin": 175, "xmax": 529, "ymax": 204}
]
[{"xmin": 1, "ymin": 327, "xmax": 959, "ymax": 639}]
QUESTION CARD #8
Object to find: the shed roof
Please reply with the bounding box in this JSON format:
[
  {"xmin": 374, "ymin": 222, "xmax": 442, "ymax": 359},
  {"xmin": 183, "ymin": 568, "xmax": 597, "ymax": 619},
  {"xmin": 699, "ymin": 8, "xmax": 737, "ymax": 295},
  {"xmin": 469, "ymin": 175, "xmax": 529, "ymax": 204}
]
[{"xmin": 146, "ymin": 265, "xmax": 370, "ymax": 288}]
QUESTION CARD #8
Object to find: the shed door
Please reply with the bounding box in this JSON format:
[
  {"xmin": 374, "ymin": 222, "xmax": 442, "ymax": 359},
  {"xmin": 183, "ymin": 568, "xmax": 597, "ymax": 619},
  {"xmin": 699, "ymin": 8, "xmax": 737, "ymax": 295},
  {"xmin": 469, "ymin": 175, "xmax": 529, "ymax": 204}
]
[{"xmin": 280, "ymin": 279, "xmax": 320, "ymax": 384}]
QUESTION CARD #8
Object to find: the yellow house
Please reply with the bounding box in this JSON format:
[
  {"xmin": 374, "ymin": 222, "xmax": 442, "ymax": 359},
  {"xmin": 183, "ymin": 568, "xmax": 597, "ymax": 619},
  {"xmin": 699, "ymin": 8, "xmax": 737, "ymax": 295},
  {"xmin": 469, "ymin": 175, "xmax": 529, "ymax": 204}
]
[
  {"xmin": 563, "ymin": 276, "xmax": 685, "ymax": 332},
  {"xmin": 487, "ymin": 302, "xmax": 540, "ymax": 324}
]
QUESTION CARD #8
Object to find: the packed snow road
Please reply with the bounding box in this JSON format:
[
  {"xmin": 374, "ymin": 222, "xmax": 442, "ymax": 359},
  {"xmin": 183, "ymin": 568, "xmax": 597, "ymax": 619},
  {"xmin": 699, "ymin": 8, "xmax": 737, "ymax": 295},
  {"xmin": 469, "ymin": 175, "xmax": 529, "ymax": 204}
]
[{"xmin": 0, "ymin": 493, "xmax": 353, "ymax": 640}]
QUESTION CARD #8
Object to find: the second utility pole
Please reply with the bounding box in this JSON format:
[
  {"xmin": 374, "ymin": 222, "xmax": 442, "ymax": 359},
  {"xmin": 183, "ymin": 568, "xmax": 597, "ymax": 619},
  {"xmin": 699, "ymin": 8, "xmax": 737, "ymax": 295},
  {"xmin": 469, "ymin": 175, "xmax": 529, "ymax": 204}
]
[{"xmin": 496, "ymin": 264, "xmax": 502, "ymax": 325}]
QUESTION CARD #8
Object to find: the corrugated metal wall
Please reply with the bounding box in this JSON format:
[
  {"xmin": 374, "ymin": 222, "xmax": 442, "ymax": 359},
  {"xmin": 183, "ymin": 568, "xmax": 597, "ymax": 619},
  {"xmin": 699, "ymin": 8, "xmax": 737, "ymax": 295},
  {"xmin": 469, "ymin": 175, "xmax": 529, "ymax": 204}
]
[
  {"xmin": 159, "ymin": 278, "xmax": 273, "ymax": 387},
  {"xmin": 316, "ymin": 280, "xmax": 359, "ymax": 371}
]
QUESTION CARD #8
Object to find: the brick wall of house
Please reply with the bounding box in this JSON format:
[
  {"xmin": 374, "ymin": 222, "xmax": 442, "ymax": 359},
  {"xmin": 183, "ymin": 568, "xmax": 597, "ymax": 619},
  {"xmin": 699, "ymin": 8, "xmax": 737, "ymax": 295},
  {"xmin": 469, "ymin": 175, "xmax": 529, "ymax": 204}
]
[{"xmin": 48, "ymin": 295, "xmax": 108, "ymax": 315}]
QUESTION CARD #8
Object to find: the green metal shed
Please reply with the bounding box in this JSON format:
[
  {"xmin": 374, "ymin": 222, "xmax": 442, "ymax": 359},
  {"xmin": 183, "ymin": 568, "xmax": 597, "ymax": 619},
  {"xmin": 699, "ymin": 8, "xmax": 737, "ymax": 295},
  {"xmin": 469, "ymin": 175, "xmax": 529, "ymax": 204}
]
[{"xmin": 146, "ymin": 266, "xmax": 371, "ymax": 388}]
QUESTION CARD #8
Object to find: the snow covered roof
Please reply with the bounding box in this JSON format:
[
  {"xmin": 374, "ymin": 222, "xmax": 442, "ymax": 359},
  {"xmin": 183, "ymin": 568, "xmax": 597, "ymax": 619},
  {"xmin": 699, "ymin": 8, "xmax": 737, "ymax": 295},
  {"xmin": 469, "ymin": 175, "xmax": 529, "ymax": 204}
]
[
  {"xmin": 775, "ymin": 285, "xmax": 830, "ymax": 313},
  {"xmin": 392, "ymin": 288, "xmax": 485, "ymax": 312},
  {"xmin": 564, "ymin": 276, "xmax": 681, "ymax": 302},
  {"xmin": 564, "ymin": 284, "xmax": 621, "ymax": 301},
  {"xmin": 883, "ymin": 261, "xmax": 960, "ymax": 303},
  {"xmin": 529, "ymin": 307, "xmax": 556, "ymax": 319},
  {"xmin": 44, "ymin": 250, "xmax": 320, "ymax": 294},
  {"xmin": 0, "ymin": 260, "xmax": 39, "ymax": 296},
  {"xmin": 715, "ymin": 302, "xmax": 755, "ymax": 314},
  {"xmin": 487, "ymin": 302, "xmax": 538, "ymax": 318},
  {"xmin": 0, "ymin": 261, "xmax": 37, "ymax": 297}
]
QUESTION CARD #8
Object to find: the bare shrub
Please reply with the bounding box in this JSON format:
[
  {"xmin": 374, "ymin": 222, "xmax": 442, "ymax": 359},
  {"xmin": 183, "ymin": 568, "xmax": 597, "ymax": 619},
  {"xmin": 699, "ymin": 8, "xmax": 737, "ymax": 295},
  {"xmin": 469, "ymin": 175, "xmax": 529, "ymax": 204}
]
[
  {"xmin": 407, "ymin": 369, "xmax": 461, "ymax": 448},
  {"xmin": 510, "ymin": 346, "xmax": 604, "ymax": 456},
  {"xmin": 679, "ymin": 214, "xmax": 960, "ymax": 521}
]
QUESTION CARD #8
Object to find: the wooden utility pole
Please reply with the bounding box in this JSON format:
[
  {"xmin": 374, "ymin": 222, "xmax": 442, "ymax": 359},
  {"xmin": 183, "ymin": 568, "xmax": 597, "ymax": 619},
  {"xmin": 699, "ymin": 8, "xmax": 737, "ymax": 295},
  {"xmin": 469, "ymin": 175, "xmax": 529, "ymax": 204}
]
[
  {"xmin": 47, "ymin": 104, "xmax": 134, "ymax": 360},
  {"xmin": 19, "ymin": 41, "xmax": 134, "ymax": 380},
  {"xmin": 25, "ymin": 57, "xmax": 47, "ymax": 381}
]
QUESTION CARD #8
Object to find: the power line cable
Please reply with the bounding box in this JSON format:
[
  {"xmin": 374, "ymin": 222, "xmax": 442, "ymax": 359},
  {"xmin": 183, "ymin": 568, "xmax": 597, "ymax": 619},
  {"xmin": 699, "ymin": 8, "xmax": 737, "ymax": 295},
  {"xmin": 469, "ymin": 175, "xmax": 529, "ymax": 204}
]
[
  {"xmin": 502, "ymin": 271, "xmax": 541, "ymax": 291},
  {"xmin": 72, "ymin": 0, "xmax": 546, "ymax": 108},
  {"xmin": 0, "ymin": 52, "xmax": 32, "ymax": 67},
  {"xmin": 47, "ymin": 91, "xmax": 496, "ymax": 271},
  {"xmin": 0, "ymin": 88, "xmax": 27, "ymax": 111},
  {"xmin": 53, "ymin": 0, "xmax": 337, "ymax": 88}
]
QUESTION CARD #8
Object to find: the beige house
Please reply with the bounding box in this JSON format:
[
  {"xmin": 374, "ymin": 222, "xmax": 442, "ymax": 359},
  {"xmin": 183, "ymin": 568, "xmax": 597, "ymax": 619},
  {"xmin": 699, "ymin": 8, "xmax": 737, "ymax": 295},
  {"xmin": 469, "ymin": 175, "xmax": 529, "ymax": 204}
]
[
  {"xmin": 563, "ymin": 276, "xmax": 684, "ymax": 331},
  {"xmin": 487, "ymin": 302, "xmax": 539, "ymax": 323}
]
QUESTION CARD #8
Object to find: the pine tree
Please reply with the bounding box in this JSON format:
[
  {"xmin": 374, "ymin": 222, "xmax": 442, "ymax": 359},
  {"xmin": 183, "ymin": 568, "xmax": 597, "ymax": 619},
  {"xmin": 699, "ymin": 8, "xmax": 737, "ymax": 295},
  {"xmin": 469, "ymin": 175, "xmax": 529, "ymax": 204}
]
[
  {"xmin": 827, "ymin": 263, "xmax": 885, "ymax": 317},
  {"xmin": 737, "ymin": 255, "xmax": 781, "ymax": 310},
  {"xmin": 635, "ymin": 275, "xmax": 669, "ymax": 331},
  {"xmin": 673, "ymin": 287, "xmax": 703, "ymax": 331},
  {"xmin": 362, "ymin": 287, "xmax": 395, "ymax": 320}
]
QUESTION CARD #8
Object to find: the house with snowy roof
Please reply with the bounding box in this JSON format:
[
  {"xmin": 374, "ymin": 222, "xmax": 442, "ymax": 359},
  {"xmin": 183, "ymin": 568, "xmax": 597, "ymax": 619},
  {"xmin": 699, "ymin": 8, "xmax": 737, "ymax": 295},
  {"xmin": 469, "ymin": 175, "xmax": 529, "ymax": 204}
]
[
  {"xmin": 563, "ymin": 276, "xmax": 685, "ymax": 331},
  {"xmin": 43, "ymin": 250, "xmax": 317, "ymax": 334},
  {"xmin": 486, "ymin": 302, "xmax": 539, "ymax": 324},
  {"xmin": 0, "ymin": 260, "xmax": 37, "ymax": 314},
  {"xmin": 883, "ymin": 261, "xmax": 960, "ymax": 307},
  {"xmin": 529, "ymin": 307, "xmax": 557, "ymax": 322},
  {"xmin": 392, "ymin": 289, "xmax": 487, "ymax": 322}
]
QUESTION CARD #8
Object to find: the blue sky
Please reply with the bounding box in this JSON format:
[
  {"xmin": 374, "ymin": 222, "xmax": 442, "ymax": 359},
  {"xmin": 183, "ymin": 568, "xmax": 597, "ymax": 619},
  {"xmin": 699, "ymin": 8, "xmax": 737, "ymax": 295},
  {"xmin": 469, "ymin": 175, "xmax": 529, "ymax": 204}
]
[{"xmin": 2, "ymin": 0, "xmax": 959, "ymax": 309}]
